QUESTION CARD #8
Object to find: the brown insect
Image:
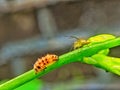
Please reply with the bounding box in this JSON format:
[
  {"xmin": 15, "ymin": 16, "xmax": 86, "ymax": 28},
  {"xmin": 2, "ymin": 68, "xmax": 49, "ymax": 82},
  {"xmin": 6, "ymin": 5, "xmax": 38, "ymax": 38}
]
[{"xmin": 34, "ymin": 54, "xmax": 58, "ymax": 74}]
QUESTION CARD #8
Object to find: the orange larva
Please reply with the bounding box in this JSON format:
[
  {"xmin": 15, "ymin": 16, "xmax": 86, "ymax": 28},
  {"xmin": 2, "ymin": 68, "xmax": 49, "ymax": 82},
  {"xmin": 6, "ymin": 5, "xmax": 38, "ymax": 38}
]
[{"xmin": 34, "ymin": 54, "xmax": 58, "ymax": 74}]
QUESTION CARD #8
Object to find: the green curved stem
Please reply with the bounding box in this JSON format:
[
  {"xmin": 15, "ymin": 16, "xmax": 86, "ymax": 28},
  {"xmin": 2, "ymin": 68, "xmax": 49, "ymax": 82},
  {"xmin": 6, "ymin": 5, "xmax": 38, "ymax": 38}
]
[
  {"xmin": 83, "ymin": 54, "xmax": 120, "ymax": 75},
  {"xmin": 0, "ymin": 37, "xmax": 120, "ymax": 90}
]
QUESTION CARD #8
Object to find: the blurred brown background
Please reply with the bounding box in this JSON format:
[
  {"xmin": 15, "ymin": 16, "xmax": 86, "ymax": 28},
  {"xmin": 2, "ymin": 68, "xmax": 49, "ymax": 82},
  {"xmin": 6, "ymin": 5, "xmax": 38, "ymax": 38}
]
[{"xmin": 0, "ymin": 0, "xmax": 120, "ymax": 89}]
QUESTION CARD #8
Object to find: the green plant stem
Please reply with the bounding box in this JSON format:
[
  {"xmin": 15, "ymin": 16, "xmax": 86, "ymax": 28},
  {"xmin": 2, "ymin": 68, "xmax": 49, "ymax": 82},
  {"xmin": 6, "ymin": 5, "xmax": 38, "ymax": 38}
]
[
  {"xmin": 83, "ymin": 54, "xmax": 120, "ymax": 75},
  {"xmin": 0, "ymin": 37, "xmax": 120, "ymax": 90}
]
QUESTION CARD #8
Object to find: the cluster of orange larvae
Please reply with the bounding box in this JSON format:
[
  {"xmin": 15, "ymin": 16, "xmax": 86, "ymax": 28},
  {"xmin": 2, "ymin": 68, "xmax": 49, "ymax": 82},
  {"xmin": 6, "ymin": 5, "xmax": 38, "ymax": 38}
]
[{"xmin": 34, "ymin": 54, "xmax": 58, "ymax": 74}]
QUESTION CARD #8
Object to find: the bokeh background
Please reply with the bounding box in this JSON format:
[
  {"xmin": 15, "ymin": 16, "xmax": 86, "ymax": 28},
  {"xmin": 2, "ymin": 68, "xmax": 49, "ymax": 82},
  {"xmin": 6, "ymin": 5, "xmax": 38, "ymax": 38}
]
[{"xmin": 0, "ymin": 0, "xmax": 120, "ymax": 90}]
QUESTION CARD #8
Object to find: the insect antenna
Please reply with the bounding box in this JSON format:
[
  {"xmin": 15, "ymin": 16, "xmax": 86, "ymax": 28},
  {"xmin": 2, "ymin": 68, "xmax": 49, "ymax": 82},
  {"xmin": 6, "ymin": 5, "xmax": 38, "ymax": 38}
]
[
  {"xmin": 69, "ymin": 36, "xmax": 80, "ymax": 40},
  {"xmin": 65, "ymin": 35, "xmax": 79, "ymax": 51},
  {"xmin": 65, "ymin": 35, "xmax": 79, "ymax": 40}
]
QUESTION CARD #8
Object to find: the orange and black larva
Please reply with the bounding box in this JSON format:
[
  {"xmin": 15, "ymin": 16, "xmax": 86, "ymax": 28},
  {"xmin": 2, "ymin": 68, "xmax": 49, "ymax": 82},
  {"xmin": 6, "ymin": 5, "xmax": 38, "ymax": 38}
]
[{"xmin": 34, "ymin": 54, "xmax": 58, "ymax": 73}]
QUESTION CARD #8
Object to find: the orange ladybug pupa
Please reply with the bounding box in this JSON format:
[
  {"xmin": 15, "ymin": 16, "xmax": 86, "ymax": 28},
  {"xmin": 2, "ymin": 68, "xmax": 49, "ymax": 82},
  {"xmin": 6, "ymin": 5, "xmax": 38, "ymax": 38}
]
[{"xmin": 34, "ymin": 54, "xmax": 58, "ymax": 74}]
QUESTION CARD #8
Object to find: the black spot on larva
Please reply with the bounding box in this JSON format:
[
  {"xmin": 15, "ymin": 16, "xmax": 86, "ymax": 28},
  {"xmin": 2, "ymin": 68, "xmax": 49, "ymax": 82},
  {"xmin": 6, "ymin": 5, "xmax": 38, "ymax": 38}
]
[
  {"xmin": 52, "ymin": 56, "xmax": 54, "ymax": 58},
  {"xmin": 37, "ymin": 66, "xmax": 41, "ymax": 69},
  {"xmin": 35, "ymin": 68, "xmax": 38, "ymax": 72}
]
